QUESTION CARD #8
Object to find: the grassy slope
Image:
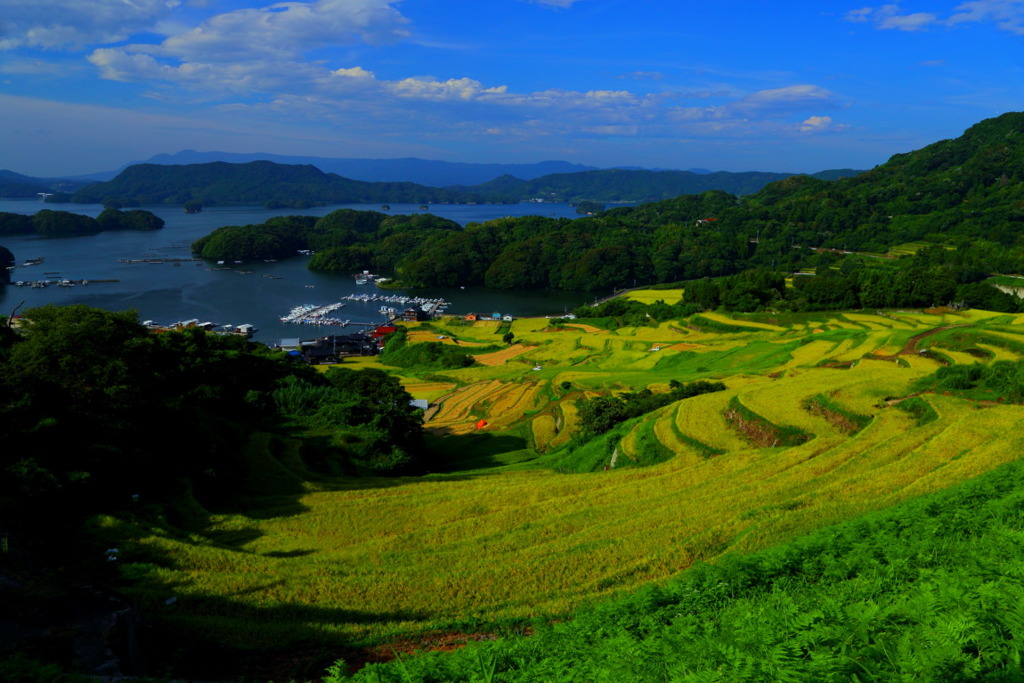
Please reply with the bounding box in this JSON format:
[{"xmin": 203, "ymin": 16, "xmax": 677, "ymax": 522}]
[
  {"xmin": 111, "ymin": 307, "xmax": 1024, "ymax": 668},
  {"xmin": 338, "ymin": 456, "xmax": 1024, "ymax": 681}
]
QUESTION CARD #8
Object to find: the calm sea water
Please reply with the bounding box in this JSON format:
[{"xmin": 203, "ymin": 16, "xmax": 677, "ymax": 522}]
[{"xmin": 0, "ymin": 200, "xmax": 597, "ymax": 342}]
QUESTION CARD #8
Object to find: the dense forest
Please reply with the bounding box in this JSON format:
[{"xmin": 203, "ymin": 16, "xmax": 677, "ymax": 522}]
[{"xmin": 0, "ymin": 305, "xmax": 430, "ymax": 546}]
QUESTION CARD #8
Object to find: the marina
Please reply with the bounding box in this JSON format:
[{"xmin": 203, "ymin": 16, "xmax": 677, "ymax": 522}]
[
  {"xmin": 9, "ymin": 278, "xmax": 120, "ymax": 288},
  {"xmin": 0, "ymin": 199, "xmax": 592, "ymax": 342}
]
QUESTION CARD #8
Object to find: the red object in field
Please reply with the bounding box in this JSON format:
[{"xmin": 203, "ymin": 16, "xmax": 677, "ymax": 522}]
[{"xmin": 476, "ymin": 419, "xmax": 488, "ymax": 430}]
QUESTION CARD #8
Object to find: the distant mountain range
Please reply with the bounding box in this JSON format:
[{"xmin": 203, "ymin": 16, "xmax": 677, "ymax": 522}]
[
  {"xmin": 62, "ymin": 161, "xmax": 863, "ymax": 207},
  {"xmin": 68, "ymin": 151, "xmax": 730, "ymax": 185},
  {"xmin": 1, "ymin": 151, "xmax": 864, "ymax": 206},
  {"xmin": 0, "ymin": 170, "xmax": 91, "ymax": 198},
  {"xmin": 71, "ymin": 152, "xmax": 604, "ymax": 186}
]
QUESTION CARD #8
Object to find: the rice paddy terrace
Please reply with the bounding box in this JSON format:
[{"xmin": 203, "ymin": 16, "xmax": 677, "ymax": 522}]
[{"xmin": 116, "ymin": 306, "xmax": 1024, "ymax": 661}]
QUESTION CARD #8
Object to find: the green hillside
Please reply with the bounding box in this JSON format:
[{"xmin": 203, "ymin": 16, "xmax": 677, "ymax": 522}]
[{"xmin": 462, "ymin": 167, "xmax": 860, "ymax": 202}]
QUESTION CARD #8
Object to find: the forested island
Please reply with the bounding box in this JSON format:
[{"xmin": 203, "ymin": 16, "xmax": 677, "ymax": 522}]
[{"xmin": 0, "ymin": 207, "xmax": 164, "ymax": 237}]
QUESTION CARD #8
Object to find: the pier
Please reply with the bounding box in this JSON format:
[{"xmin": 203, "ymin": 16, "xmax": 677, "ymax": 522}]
[{"xmin": 118, "ymin": 257, "xmax": 200, "ymax": 264}]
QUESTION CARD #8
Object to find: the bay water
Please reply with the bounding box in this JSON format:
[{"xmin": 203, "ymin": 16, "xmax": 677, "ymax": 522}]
[{"xmin": 0, "ymin": 200, "xmax": 597, "ymax": 343}]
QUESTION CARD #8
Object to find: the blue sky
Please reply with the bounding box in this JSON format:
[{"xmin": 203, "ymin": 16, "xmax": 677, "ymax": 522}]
[{"xmin": 1, "ymin": 0, "xmax": 1022, "ymax": 177}]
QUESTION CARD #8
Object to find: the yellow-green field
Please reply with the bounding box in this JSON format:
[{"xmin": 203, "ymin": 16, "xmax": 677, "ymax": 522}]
[
  {"xmin": 117, "ymin": 306, "xmax": 1024, "ymax": 653},
  {"xmin": 622, "ymin": 288, "xmax": 684, "ymax": 304}
]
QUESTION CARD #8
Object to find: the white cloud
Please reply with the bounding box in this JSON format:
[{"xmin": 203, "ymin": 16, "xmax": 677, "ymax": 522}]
[
  {"xmin": 389, "ymin": 77, "xmax": 508, "ymax": 101},
  {"xmin": 878, "ymin": 10, "xmax": 939, "ymax": 31},
  {"xmin": 799, "ymin": 115, "xmax": 849, "ymax": 133},
  {"xmin": 848, "ymin": 1, "xmax": 1024, "ymax": 33},
  {"xmin": 134, "ymin": 0, "xmax": 410, "ymax": 63},
  {"xmin": 75, "ymin": 1, "xmax": 850, "ymax": 151},
  {"xmin": 88, "ymin": 0, "xmax": 412, "ymax": 93},
  {"xmin": 0, "ymin": 0, "xmax": 173, "ymax": 50},
  {"xmin": 733, "ymin": 85, "xmax": 839, "ymax": 114},
  {"xmin": 844, "ymin": 7, "xmax": 874, "ymax": 22},
  {"xmin": 948, "ymin": 0, "xmax": 1024, "ymax": 34},
  {"xmin": 332, "ymin": 66, "xmax": 375, "ymax": 79}
]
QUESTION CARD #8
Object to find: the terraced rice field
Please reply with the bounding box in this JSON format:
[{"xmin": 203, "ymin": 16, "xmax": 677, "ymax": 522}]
[
  {"xmin": 126, "ymin": 305, "xmax": 1024, "ymax": 652},
  {"xmin": 473, "ymin": 344, "xmax": 536, "ymax": 366},
  {"xmin": 622, "ymin": 288, "xmax": 685, "ymax": 304}
]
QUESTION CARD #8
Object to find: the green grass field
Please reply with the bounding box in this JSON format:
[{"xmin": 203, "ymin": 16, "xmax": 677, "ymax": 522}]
[{"xmin": 112, "ymin": 305, "xmax": 1024, "ymax": 664}]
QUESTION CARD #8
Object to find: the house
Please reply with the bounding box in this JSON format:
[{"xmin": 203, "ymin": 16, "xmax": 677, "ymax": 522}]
[
  {"xmin": 370, "ymin": 325, "xmax": 397, "ymax": 340},
  {"xmin": 317, "ymin": 334, "xmax": 378, "ymax": 356},
  {"xmin": 302, "ymin": 346, "xmax": 338, "ymax": 365},
  {"xmin": 402, "ymin": 308, "xmax": 429, "ymax": 322},
  {"xmin": 491, "ymin": 312, "xmax": 502, "ymax": 320},
  {"xmin": 502, "ymin": 314, "xmax": 515, "ymax": 322},
  {"xmin": 464, "ymin": 313, "xmax": 479, "ymax": 322}
]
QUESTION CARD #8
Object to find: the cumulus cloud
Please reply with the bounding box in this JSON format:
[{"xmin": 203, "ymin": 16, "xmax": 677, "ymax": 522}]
[
  {"xmin": 389, "ymin": 77, "xmax": 508, "ymax": 101},
  {"xmin": 0, "ymin": 0, "xmax": 173, "ymax": 51},
  {"xmin": 878, "ymin": 9, "xmax": 939, "ymax": 31},
  {"xmin": 130, "ymin": 0, "xmax": 410, "ymax": 63},
  {"xmin": 332, "ymin": 66, "xmax": 375, "ymax": 79},
  {"xmin": 75, "ymin": 0, "xmax": 850, "ymax": 149},
  {"xmin": 799, "ymin": 115, "xmax": 849, "ymax": 133},
  {"xmin": 846, "ymin": 1, "xmax": 1024, "ymax": 34},
  {"xmin": 949, "ymin": 0, "xmax": 1024, "ymax": 34}
]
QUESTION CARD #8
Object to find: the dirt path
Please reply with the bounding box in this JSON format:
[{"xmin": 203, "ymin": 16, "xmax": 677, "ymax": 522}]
[{"xmin": 868, "ymin": 324, "xmax": 969, "ymax": 361}]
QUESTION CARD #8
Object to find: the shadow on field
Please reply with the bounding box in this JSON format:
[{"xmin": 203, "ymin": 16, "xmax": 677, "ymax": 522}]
[
  {"xmin": 426, "ymin": 432, "xmax": 532, "ymax": 472},
  {"xmin": 136, "ymin": 589, "xmax": 436, "ymax": 681}
]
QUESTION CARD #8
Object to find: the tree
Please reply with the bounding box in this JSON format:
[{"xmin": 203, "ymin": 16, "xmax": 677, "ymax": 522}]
[
  {"xmin": 503, "ymin": 332, "xmax": 515, "ymax": 345},
  {"xmin": 0, "ymin": 245, "xmax": 12, "ymax": 283}
]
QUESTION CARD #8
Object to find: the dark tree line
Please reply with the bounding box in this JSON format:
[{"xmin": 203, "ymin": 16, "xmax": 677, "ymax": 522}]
[
  {"xmin": 0, "ymin": 305, "xmax": 427, "ymax": 549},
  {"xmin": 577, "ymin": 380, "xmax": 726, "ymax": 437}
]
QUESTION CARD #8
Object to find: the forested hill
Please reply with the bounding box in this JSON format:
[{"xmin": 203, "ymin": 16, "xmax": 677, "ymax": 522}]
[
  {"xmin": 462, "ymin": 167, "xmax": 861, "ymax": 203},
  {"xmin": 126, "ymin": 151, "xmax": 600, "ymax": 186},
  {"xmin": 197, "ymin": 110, "xmax": 1020, "ymax": 300},
  {"xmin": 66, "ymin": 159, "xmax": 862, "ymax": 207}
]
